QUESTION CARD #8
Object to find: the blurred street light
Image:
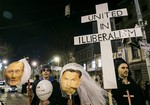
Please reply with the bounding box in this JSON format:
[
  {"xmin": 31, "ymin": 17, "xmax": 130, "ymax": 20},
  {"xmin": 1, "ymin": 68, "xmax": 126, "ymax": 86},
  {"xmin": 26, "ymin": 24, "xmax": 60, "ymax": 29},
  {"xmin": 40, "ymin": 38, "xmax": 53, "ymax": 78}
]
[
  {"xmin": 54, "ymin": 56, "xmax": 60, "ymax": 66},
  {"xmin": 32, "ymin": 61, "xmax": 37, "ymax": 67},
  {"xmin": 2, "ymin": 59, "xmax": 8, "ymax": 64},
  {"xmin": 31, "ymin": 61, "xmax": 38, "ymax": 79},
  {"xmin": 1, "ymin": 59, "xmax": 8, "ymax": 69},
  {"xmin": 0, "ymin": 59, "xmax": 8, "ymax": 80},
  {"xmin": 53, "ymin": 56, "xmax": 61, "ymax": 81}
]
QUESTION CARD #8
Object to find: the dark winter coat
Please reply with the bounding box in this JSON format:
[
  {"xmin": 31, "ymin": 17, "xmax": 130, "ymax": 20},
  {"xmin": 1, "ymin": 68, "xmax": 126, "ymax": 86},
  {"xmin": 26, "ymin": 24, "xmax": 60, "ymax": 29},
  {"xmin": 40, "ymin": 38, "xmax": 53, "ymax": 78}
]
[
  {"xmin": 112, "ymin": 77, "xmax": 146, "ymax": 105},
  {"xmin": 31, "ymin": 77, "xmax": 67, "ymax": 105}
]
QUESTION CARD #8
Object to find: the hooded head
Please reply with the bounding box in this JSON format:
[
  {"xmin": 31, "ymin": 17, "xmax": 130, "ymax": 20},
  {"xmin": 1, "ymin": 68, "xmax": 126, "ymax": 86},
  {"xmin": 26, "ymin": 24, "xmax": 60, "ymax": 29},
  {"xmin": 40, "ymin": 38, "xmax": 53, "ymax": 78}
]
[
  {"xmin": 60, "ymin": 63, "xmax": 82, "ymax": 95},
  {"xmin": 60, "ymin": 63, "xmax": 109, "ymax": 105},
  {"xmin": 114, "ymin": 58, "xmax": 132, "ymax": 79}
]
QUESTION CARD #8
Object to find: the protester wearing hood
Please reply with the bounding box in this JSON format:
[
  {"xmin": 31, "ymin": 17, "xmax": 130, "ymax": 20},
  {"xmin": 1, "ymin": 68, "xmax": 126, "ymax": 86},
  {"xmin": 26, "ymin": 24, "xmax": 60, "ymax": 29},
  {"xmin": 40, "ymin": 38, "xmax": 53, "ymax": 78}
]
[{"xmin": 112, "ymin": 58, "xmax": 146, "ymax": 105}]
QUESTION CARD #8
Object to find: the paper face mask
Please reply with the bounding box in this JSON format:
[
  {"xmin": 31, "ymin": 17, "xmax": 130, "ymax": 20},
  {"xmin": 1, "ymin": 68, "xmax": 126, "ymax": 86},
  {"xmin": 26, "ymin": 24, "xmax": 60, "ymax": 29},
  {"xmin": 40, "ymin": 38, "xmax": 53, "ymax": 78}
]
[
  {"xmin": 4, "ymin": 62, "xmax": 24, "ymax": 86},
  {"xmin": 3, "ymin": 58, "xmax": 31, "ymax": 86},
  {"xmin": 61, "ymin": 70, "xmax": 81, "ymax": 95}
]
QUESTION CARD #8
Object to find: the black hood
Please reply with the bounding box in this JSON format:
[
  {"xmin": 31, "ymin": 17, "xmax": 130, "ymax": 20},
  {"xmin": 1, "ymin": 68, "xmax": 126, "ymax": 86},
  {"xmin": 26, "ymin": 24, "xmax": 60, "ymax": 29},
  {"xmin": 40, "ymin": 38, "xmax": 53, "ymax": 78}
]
[{"xmin": 114, "ymin": 58, "xmax": 132, "ymax": 79}]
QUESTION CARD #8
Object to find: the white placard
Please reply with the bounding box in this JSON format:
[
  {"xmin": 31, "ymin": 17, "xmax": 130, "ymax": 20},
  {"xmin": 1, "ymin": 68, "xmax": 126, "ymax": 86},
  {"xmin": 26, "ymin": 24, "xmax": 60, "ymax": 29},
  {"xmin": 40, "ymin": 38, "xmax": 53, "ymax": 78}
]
[
  {"xmin": 74, "ymin": 28, "xmax": 142, "ymax": 45},
  {"xmin": 74, "ymin": 3, "xmax": 142, "ymax": 89}
]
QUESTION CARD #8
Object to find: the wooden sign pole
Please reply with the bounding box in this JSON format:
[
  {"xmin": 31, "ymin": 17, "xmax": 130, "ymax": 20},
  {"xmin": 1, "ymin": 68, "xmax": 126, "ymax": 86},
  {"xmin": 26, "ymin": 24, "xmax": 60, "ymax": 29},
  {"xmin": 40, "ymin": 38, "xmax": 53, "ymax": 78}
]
[
  {"xmin": 108, "ymin": 89, "xmax": 113, "ymax": 105},
  {"xmin": 28, "ymin": 79, "xmax": 31, "ymax": 105}
]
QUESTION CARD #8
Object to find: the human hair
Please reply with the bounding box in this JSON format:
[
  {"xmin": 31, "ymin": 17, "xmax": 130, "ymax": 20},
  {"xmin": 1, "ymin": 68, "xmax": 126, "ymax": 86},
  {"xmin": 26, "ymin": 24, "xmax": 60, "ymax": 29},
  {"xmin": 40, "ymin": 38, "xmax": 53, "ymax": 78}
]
[
  {"xmin": 35, "ymin": 75, "xmax": 39, "ymax": 80},
  {"xmin": 4, "ymin": 61, "xmax": 24, "ymax": 73},
  {"xmin": 114, "ymin": 58, "xmax": 132, "ymax": 78},
  {"xmin": 62, "ymin": 69, "xmax": 82, "ymax": 78},
  {"xmin": 40, "ymin": 64, "xmax": 51, "ymax": 73}
]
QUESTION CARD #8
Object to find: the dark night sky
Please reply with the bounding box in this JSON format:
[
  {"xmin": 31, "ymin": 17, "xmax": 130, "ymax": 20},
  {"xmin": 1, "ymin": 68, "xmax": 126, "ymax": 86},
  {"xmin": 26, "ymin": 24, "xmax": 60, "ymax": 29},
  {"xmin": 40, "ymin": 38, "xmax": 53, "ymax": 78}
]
[{"xmin": 0, "ymin": 0, "xmax": 121, "ymax": 63}]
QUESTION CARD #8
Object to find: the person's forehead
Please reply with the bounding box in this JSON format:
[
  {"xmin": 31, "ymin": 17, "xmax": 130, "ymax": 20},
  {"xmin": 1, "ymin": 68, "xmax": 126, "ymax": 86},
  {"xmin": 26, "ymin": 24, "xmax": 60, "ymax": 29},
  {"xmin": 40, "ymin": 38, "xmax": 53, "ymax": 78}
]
[
  {"xmin": 7, "ymin": 62, "xmax": 23, "ymax": 70},
  {"xmin": 63, "ymin": 71, "xmax": 80, "ymax": 78},
  {"xmin": 119, "ymin": 63, "xmax": 128, "ymax": 67},
  {"xmin": 41, "ymin": 68, "xmax": 51, "ymax": 72},
  {"xmin": 43, "ymin": 68, "xmax": 49, "ymax": 70}
]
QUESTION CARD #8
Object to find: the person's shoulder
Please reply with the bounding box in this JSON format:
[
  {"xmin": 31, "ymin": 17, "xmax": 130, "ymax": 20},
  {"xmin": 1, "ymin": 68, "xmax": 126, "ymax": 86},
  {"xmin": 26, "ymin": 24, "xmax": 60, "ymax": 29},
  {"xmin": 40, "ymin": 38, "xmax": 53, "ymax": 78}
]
[
  {"xmin": 52, "ymin": 79, "xmax": 59, "ymax": 84},
  {"xmin": 51, "ymin": 80, "xmax": 60, "ymax": 87},
  {"xmin": 34, "ymin": 79, "xmax": 41, "ymax": 83},
  {"xmin": 32, "ymin": 80, "xmax": 41, "ymax": 87}
]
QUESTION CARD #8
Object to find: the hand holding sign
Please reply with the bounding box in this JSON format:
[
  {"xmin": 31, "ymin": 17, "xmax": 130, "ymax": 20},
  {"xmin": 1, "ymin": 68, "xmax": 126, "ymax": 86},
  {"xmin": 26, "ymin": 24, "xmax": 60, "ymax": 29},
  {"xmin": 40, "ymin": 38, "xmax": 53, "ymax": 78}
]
[{"xmin": 36, "ymin": 80, "xmax": 53, "ymax": 101}]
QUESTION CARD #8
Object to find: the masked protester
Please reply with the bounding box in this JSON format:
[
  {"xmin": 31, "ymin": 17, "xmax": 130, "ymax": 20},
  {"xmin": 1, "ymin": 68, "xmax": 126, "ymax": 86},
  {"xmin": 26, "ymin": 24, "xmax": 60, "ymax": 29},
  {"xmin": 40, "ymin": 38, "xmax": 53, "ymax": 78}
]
[{"xmin": 60, "ymin": 63, "xmax": 117, "ymax": 105}]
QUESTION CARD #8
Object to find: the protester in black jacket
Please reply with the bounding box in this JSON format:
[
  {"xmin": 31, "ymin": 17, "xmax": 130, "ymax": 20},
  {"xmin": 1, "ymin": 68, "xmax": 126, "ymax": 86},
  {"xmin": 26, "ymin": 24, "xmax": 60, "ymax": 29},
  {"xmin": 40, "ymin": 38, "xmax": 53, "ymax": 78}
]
[
  {"xmin": 112, "ymin": 58, "xmax": 146, "ymax": 105},
  {"xmin": 31, "ymin": 65, "xmax": 67, "ymax": 105}
]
